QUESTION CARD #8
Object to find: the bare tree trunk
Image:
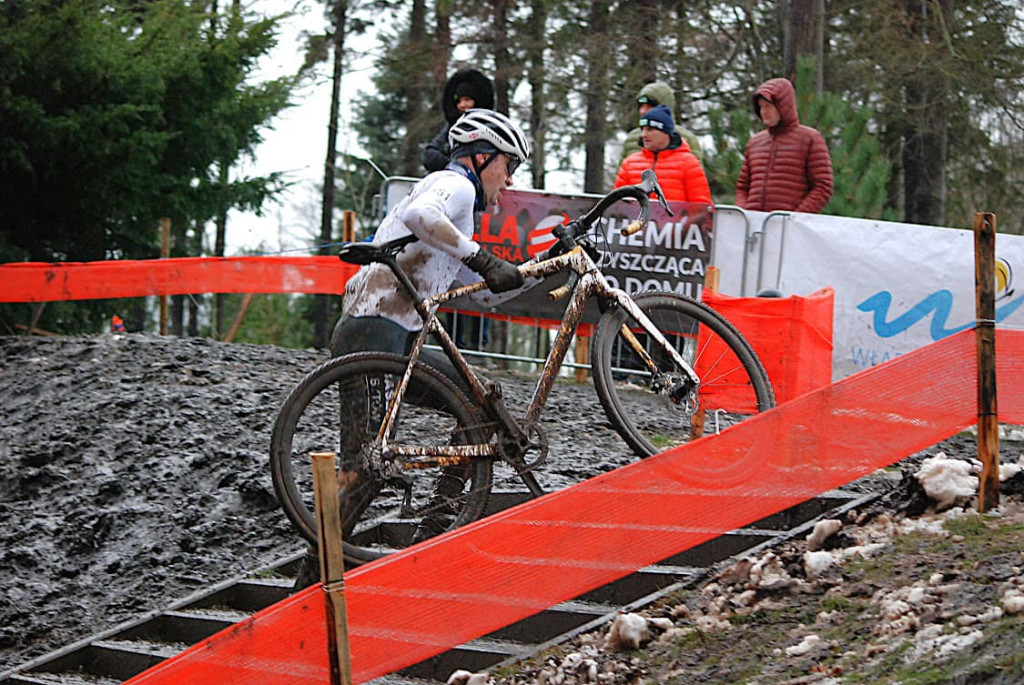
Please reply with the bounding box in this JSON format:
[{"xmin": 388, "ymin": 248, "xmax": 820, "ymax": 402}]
[
  {"xmin": 189, "ymin": 218, "xmax": 202, "ymax": 337},
  {"xmin": 623, "ymin": 0, "xmax": 658, "ymax": 104},
  {"xmin": 314, "ymin": 0, "xmax": 348, "ymax": 349},
  {"xmin": 171, "ymin": 295, "xmax": 184, "ymax": 336},
  {"xmin": 214, "ymin": 160, "xmax": 228, "ymax": 338},
  {"xmin": 212, "ymin": 0, "xmax": 240, "ymax": 340},
  {"xmin": 433, "ymin": 0, "xmax": 452, "ymax": 93},
  {"xmin": 527, "ymin": 0, "xmax": 547, "ymax": 189},
  {"xmin": 398, "ymin": 0, "xmax": 428, "ymax": 176},
  {"xmin": 785, "ymin": 0, "xmax": 821, "ymax": 89},
  {"xmin": 492, "ymin": 0, "xmax": 512, "ymax": 113},
  {"xmin": 584, "ymin": 0, "xmax": 610, "ymax": 194},
  {"xmin": 901, "ymin": 0, "xmax": 949, "ymax": 226}
]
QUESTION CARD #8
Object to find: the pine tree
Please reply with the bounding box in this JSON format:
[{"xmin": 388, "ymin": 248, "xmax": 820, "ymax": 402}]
[{"xmin": 793, "ymin": 59, "xmax": 894, "ymax": 220}]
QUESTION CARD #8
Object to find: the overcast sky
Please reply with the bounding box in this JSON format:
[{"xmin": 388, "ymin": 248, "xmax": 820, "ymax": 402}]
[{"xmin": 226, "ymin": 0, "xmax": 376, "ymax": 255}]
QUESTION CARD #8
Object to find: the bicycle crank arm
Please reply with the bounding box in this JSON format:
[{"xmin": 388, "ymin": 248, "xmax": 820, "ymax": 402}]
[{"xmin": 484, "ymin": 381, "xmax": 531, "ymax": 447}]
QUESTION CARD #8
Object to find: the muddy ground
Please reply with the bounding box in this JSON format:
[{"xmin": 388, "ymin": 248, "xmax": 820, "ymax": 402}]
[
  {"xmin": 0, "ymin": 333, "xmax": 1017, "ymax": 682},
  {"xmin": 0, "ymin": 332, "xmax": 640, "ymax": 671}
]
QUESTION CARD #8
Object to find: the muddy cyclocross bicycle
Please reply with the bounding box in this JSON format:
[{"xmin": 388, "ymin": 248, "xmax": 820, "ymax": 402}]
[{"xmin": 270, "ymin": 170, "xmax": 775, "ymax": 566}]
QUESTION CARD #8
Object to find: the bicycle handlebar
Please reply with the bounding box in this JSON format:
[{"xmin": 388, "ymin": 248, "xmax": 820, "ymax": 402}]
[{"xmin": 551, "ymin": 169, "xmax": 671, "ymax": 250}]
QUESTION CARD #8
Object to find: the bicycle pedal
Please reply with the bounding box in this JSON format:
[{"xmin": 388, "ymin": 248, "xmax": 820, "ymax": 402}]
[{"xmin": 484, "ymin": 380, "xmax": 503, "ymax": 399}]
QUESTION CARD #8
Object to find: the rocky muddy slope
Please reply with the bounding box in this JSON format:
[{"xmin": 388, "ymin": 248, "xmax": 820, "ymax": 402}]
[{"xmin": 1, "ymin": 332, "xmax": 1015, "ymax": 682}]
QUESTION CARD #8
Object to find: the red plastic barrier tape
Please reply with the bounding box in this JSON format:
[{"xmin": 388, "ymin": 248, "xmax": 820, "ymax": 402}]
[
  {"xmin": 122, "ymin": 329, "xmax": 1024, "ymax": 685},
  {"xmin": 0, "ymin": 257, "xmax": 358, "ymax": 302},
  {"xmin": 701, "ymin": 288, "xmax": 834, "ymax": 406}
]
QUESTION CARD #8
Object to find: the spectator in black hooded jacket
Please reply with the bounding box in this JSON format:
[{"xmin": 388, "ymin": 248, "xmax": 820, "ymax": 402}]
[
  {"xmin": 422, "ymin": 68, "xmax": 498, "ymax": 351},
  {"xmin": 422, "ymin": 68, "xmax": 495, "ymax": 173}
]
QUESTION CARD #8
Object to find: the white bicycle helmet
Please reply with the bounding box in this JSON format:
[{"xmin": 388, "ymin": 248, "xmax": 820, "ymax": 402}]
[{"xmin": 448, "ymin": 109, "xmax": 531, "ymax": 166}]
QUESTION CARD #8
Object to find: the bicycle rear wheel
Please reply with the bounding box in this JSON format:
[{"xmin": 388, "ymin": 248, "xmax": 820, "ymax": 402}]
[
  {"xmin": 591, "ymin": 292, "xmax": 775, "ymax": 457},
  {"xmin": 270, "ymin": 352, "xmax": 491, "ymax": 566}
]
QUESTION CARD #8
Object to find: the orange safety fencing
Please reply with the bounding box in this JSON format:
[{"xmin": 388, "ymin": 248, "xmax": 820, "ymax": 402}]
[
  {"xmin": 0, "ymin": 257, "xmax": 358, "ymax": 302},
  {"xmin": 700, "ymin": 287, "xmax": 834, "ymax": 408},
  {"xmin": 122, "ymin": 328, "xmax": 1024, "ymax": 685},
  {"xmin": 2, "ymin": 258, "xmax": 833, "ymax": 405}
]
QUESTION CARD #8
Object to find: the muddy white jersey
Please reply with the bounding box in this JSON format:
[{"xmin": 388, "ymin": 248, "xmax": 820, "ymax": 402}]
[{"xmin": 341, "ymin": 169, "xmax": 489, "ymax": 331}]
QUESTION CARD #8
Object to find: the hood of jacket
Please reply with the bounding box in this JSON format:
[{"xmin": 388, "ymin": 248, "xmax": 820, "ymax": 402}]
[
  {"xmin": 752, "ymin": 78, "xmax": 800, "ymax": 131},
  {"xmin": 636, "ymin": 81, "xmax": 677, "ymax": 112},
  {"xmin": 442, "ymin": 69, "xmax": 495, "ymax": 124}
]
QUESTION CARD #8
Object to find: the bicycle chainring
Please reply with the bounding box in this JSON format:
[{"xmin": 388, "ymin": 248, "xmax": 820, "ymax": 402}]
[{"xmin": 500, "ymin": 421, "xmax": 549, "ymax": 474}]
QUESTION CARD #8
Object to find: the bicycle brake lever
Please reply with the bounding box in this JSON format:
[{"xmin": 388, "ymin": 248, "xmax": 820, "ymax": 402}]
[
  {"xmin": 638, "ymin": 170, "xmax": 673, "ymax": 216},
  {"xmin": 652, "ymin": 181, "xmax": 673, "ymax": 216}
]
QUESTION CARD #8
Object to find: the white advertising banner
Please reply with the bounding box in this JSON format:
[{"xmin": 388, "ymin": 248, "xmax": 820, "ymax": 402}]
[
  {"xmin": 380, "ymin": 178, "xmax": 1024, "ymax": 382},
  {"xmin": 712, "ymin": 211, "xmax": 1024, "ymax": 380}
]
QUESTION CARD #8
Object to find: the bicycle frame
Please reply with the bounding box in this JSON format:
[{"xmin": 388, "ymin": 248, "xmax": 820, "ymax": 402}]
[{"xmin": 373, "ymin": 244, "xmax": 701, "ymax": 471}]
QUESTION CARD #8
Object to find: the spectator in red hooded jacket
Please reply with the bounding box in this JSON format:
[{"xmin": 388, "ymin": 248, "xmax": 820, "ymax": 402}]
[
  {"xmin": 613, "ymin": 104, "xmax": 712, "ymax": 205},
  {"xmin": 735, "ymin": 78, "xmax": 833, "ymax": 213}
]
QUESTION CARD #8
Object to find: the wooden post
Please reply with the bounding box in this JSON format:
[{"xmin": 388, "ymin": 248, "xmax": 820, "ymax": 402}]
[
  {"xmin": 28, "ymin": 302, "xmax": 47, "ymax": 336},
  {"xmin": 342, "ymin": 210, "xmax": 356, "ymax": 243},
  {"xmin": 690, "ymin": 267, "xmax": 721, "ymax": 440},
  {"xmin": 574, "ymin": 335, "xmax": 589, "ymax": 384},
  {"xmin": 310, "ymin": 452, "xmax": 353, "ymax": 685},
  {"xmin": 223, "ymin": 293, "xmax": 255, "ymax": 343},
  {"xmin": 159, "ymin": 218, "xmax": 171, "ymax": 336},
  {"xmin": 974, "ymin": 213, "xmax": 999, "ymax": 512}
]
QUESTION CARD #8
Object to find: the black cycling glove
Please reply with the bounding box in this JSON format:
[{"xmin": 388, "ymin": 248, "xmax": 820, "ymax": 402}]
[{"xmin": 463, "ymin": 249, "xmax": 525, "ymax": 294}]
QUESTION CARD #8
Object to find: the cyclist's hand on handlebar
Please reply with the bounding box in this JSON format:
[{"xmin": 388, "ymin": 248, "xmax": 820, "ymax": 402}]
[
  {"xmin": 464, "ymin": 248, "xmax": 525, "ymax": 293},
  {"xmin": 539, "ymin": 237, "xmax": 600, "ymax": 264}
]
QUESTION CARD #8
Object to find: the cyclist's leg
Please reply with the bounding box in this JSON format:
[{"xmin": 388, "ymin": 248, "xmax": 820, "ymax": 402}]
[
  {"xmin": 326, "ymin": 317, "xmax": 409, "ymax": 535},
  {"xmin": 332, "ymin": 315, "xmax": 476, "ymax": 543},
  {"xmin": 330, "ymin": 315, "xmax": 414, "ymax": 358}
]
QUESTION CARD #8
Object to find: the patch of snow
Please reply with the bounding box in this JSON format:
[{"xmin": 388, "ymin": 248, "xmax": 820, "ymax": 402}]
[
  {"xmin": 915, "ymin": 454, "xmax": 979, "ymax": 510},
  {"xmin": 1000, "ymin": 455, "xmax": 1024, "ymax": 481},
  {"xmin": 785, "ymin": 633, "xmax": 821, "ymax": 656},
  {"xmin": 806, "ymin": 519, "xmax": 843, "ymax": 551},
  {"xmin": 447, "ymin": 669, "xmax": 491, "ymax": 685},
  {"xmin": 804, "ymin": 550, "xmax": 839, "ymax": 578},
  {"xmin": 1002, "ymin": 588, "xmax": 1024, "ymax": 614},
  {"xmin": 604, "ymin": 612, "xmax": 650, "ymax": 651}
]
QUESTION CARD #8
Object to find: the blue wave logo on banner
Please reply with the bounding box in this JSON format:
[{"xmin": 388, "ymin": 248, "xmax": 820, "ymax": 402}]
[
  {"xmin": 859, "ymin": 256, "xmax": 1023, "ymax": 341},
  {"xmin": 858, "ymin": 272, "xmax": 1024, "ymax": 342}
]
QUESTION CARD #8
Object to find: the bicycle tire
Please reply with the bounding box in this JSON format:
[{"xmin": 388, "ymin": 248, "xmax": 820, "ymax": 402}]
[
  {"xmin": 591, "ymin": 291, "xmax": 775, "ymax": 457},
  {"xmin": 270, "ymin": 352, "xmax": 492, "ymax": 566}
]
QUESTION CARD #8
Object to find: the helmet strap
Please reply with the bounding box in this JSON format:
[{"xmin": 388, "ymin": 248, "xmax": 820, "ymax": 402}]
[{"xmin": 474, "ymin": 151, "xmax": 500, "ymax": 176}]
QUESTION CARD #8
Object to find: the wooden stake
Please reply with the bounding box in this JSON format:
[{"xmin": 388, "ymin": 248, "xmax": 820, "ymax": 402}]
[
  {"xmin": 28, "ymin": 302, "xmax": 47, "ymax": 336},
  {"xmin": 574, "ymin": 335, "xmax": 589, "ymax": 384},
  {"xmin": 690, "ymin": 267, "xmax": 721, "ymax": 440},
  {"xmin": 310, "ymin": 452, "xmax": 353, "ymax": 685},
  {"xmin": 342, "ymin": 210, "xmax": 356, "ymax": 243},
  {"xmin": 973, "ymin": 213, "xmax": 999, "ymax": 512},
  {"xmin": 223, "ymin": 292, "xmax": 254, "ymax": 343},
  {"xmin": 159, "ymin": 218, "xmax": 171, "ymax": 336}
]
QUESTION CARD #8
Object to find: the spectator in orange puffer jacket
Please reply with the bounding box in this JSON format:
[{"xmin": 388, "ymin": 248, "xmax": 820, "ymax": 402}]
[
  {"xmin": 735, "ymin": 77, "xmax": 834, "ymax": 213},
  {"xmin": 613, "ymin": 104, "xmax": 712, "ymax": 205}
]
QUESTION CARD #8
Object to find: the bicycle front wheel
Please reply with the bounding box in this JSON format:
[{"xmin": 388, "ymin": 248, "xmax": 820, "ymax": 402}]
[
  {"xmin": 591, "ymin": 292, "xmax": 775, "ymax": 457},
  {"xmin": 270, "ymin": 352, "xmax": 492, "ymax": 566}
]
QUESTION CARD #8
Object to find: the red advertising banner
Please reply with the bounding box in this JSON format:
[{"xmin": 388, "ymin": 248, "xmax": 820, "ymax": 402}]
[{"xmin": 459, "ymin": 188, "xmax": 713, "ymax": 322}]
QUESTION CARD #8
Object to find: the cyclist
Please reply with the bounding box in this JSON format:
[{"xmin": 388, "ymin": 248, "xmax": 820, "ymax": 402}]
[
  {"xmin": 331, "ymin": 108, "xmax": 530, "ymax": 355},
  {"xmin": 329, "ymin": 108, "xmax": 533, "ymax": 545}
]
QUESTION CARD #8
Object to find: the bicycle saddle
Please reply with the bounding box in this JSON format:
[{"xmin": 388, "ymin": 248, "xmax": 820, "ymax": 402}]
[{"xmin": 338, "ymin": 235, "xmax": 419, "ymax": 265}]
